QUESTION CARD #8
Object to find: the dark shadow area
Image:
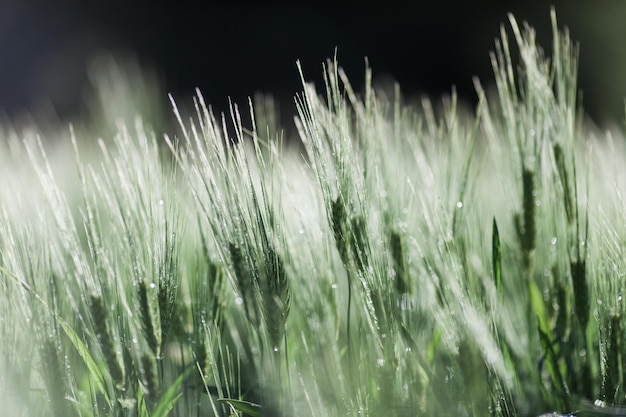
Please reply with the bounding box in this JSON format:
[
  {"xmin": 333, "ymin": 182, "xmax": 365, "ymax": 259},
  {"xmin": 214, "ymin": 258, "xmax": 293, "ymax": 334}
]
[{"xmin": 1, "ymin": 1, "xmax": 624, "ymax": 128}]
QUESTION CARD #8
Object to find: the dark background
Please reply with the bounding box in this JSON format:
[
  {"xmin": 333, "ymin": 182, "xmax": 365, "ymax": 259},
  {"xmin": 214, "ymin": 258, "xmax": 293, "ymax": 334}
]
[{"xmin": 1, "ymin": 2, "xmax": 625, "ymax": 128}]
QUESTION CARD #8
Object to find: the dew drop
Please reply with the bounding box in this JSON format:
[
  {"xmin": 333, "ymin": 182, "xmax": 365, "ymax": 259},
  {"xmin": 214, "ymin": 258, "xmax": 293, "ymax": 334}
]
[
  {"xmin": 235, "ymin": 297, "xmax": 244, "ymax": 305},
  {"xmin": 376, "ymin": 358, "xmax": 385, "ymax": 367},
  {"xmin": 551, "ymin": 237, "xmax": 557, "ymax": 246},
  {"xmin": 158, "ymin": 199, "xmax": 164, "ymax": 206},
  {"xmin": 456, "ymin": 201, "xmax": 463, "ymax": 209},
  {"xmin": 149, "ymin": 282, "xmax": 156, "ymax": 289}
]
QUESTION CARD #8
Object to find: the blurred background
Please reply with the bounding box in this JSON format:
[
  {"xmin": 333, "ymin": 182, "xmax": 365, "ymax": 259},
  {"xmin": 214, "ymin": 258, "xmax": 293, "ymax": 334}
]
[{"xmin": 1, "ymin": 1, "xmax": 625, "ymax": 130}]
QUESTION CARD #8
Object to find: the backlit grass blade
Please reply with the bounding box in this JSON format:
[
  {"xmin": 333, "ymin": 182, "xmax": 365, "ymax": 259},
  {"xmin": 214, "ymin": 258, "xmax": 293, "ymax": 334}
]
[
  {"xmin": 151, "ymin": 366, "xmax": 192, "ymax": 417},
  {"xmin": 218, "ymin": 398, "xmax": 263, "ymax": 417},
  {"xmin": 538, "ymin": 325, "xmax": 569, "ymax": 407},
  {"xmin": 529, "ymin": 280, "xmax": 552, "ymax": 340},
  {"xmin": 58, "ymin": 317, "xmax": 111, "ymax": 407}
]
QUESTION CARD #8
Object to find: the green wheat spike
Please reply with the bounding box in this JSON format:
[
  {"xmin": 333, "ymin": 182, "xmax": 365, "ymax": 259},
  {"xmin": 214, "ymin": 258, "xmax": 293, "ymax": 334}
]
[
  {"xmin": 571, "ymin": 259, "xmax": 589, "ymax": 333},
  {"xmin": 229, "ymin": 242, "xmax": 258, "ymax": 327},
  {"xmin": 553, "ymin": 143, "xmax": 574, "ymax": 226},
  {"xmin": 350, "ymin": 215, "xmax": 369, "ymax": 273},
  {"xmin": 605, "ymin": 315, "xmax": 623, "ymax": 404},
  {"xmin": 263, "ymin": 246, "xmax": 290, "ymax": 351},
  {"xmin": 492, "ymin": 218, "xmax": 502, "ymax": 299},
  {"xmin": 331, "ymin": 196, "xmax": 350, "ymax": 267},
  {"xmin": 141, "ymin": 352, "xmax": 160, "ymax": 409},
  {"xmin": 138, "ymin": 279, "xmax": 161, "ymax": 358},
  {"xmin": 89, "ymin": 294, "xmax": 125, "ymax": 390},
  {"xmin": 390, "ymin": 231, "xmax": 408, "ymax": 295},
  {"xmin": 521, "ymin": 168, "xmax": 536, "ymax": 259}
]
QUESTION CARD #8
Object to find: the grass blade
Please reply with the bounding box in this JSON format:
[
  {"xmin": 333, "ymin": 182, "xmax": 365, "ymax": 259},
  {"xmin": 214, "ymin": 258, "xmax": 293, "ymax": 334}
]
[
  {"xmin": 218, "ymin": 398, "xmax": 263, "ymax": 417},
  {"xmin": 58, "ymin": 317, "xmax": 111, "ymax": 407},
  {"xmin": 151, "ymin": 366, "xmax": 193, "ymax": 417}
]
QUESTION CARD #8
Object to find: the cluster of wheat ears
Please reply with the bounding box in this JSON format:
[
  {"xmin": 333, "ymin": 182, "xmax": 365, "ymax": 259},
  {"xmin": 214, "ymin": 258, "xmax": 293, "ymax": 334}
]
[{"xmin": 2, "ymin": 10, "xmax": 626, "ymax": 417}]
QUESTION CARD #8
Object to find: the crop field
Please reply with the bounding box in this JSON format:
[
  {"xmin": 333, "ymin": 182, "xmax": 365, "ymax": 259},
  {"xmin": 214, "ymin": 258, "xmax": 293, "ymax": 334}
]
[{"xmin": 2, "ymin": 10, "xmax": 626, "ymax": 417}]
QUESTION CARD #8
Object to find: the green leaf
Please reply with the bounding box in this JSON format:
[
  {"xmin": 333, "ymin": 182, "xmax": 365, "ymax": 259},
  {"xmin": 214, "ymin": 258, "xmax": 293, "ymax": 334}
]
[
  {"xmin": 500, "ymin": 339, "xmax": 515, "ymax": 376},
  {"xmin": 529, "ymin": 280, "xmax": 551, "ymax": 339},
  {"xmin": 58, "ymin": 317, "xmax": 111, "ymax": 407},
  {"xmin": 218, "ymin": 398, "xmax": 263, "ymax": 417},
  {"xmin": 151, "ymin": 366, "xmax": 192, "ymax": 417},
  {"xmin": 426, "ymin": 327, "xmax": 442, "ymax": 364},
  {"xmin": 538, "ymin": 325, "xmax": 568, "ymax": 399},
  {"xmin": 137, "ymin": 384, "xmax": 150, "ymax": 417}
]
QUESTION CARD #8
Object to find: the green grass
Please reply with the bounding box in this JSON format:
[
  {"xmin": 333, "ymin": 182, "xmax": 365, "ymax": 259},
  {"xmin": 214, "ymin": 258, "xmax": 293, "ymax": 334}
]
[{"xmin": 1, "ymin": 9, "xmax": 626, "ymax": 417}]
